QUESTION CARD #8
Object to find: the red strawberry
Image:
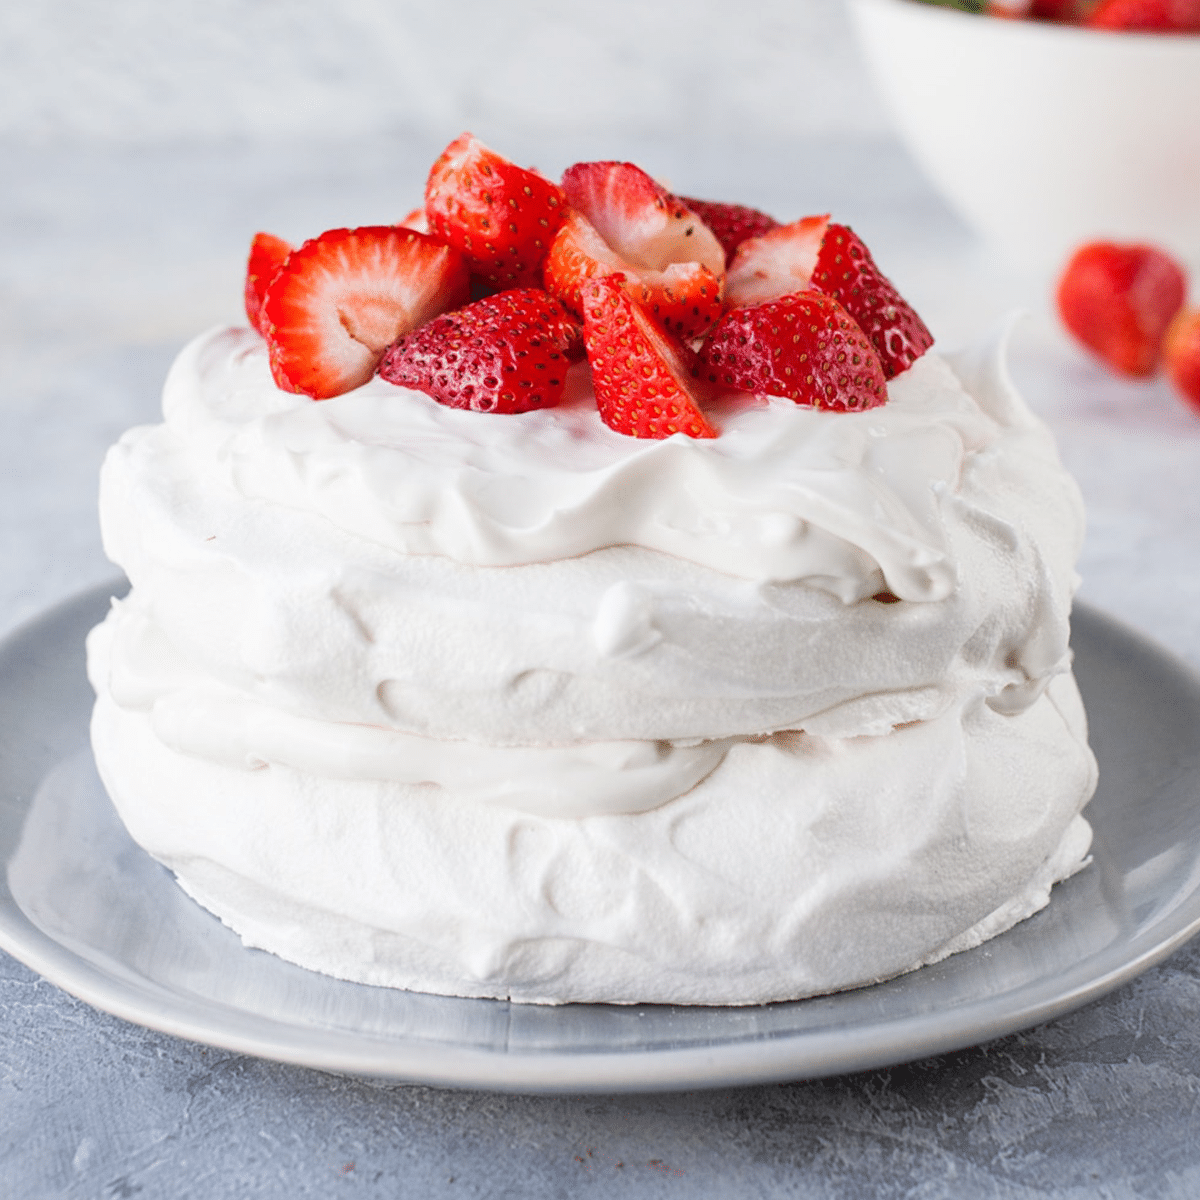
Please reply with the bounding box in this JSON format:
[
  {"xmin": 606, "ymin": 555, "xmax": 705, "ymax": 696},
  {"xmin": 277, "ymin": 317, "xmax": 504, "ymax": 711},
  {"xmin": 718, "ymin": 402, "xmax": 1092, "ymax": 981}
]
[
  {"xmin": 378, "ymin": 288, "xmax": 579, "ymax": 414},
  {"xmin": 696, "ymin": 291, "xmax": 888, "ymax": 413},
  {"xmin": 1086, "ymin": 0, "xmax": 1200, "ymax": 29},
  {"xmin": 581, "ymin": 276, "xmax": 716, "ymax": 439},
  {"xmin": 545, "ymin": 162, "xmax": 726, "ymax": 339},
  {"xmin": 1029, "ymin": 0, "xmax": 1098, "ymax": 18},
  {"xmin": 262, "ymin": 226, "xmax": 469, "ymax": 400},
  {"xmin": 399, "ymin": 207, "xmax": 429, "ymax": 233},
  {"xmin": 724, "ymin": 216, "xmax": 830, "ymax": 308},
  {"xmin": 673, "ymin": 197, "xmax": 781, "ymax": 268},
  {"xmin": 984, "ymin": 2, "xmax": 1030, "ymax": 18},
  {"xmin": 810, "ymin": 224, "xmax": 934, "ymax": 379},
  {"xmin": 1164, "ymin": 307, "xmax": 1200, "ymax": 415},
  {"xmin": 424, "ymin": 133, "xmax": 568, "ymax": 290},
  {"xmin": 1056, "ymin": 241, "xmax": 1187, "ymax": 377},
  {"xmin": 244, "ymin": 232, "xmax": 293, "ymax": 335}
]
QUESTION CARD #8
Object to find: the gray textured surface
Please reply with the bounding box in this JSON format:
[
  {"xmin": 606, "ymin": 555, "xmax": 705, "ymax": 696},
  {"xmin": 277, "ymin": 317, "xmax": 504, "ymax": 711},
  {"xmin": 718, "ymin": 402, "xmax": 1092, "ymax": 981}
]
[
  {"xmin": 3, "ymin": 51, "xmax": 1200, "ymax": 1200},
  {"xmin": 5, "ymin": 942, "xmax": 1200, "ymax": 1197}
]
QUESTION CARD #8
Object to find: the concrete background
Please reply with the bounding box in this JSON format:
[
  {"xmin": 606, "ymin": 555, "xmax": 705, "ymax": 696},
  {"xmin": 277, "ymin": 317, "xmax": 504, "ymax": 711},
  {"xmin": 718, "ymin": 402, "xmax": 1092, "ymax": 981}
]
[{"xmin": 0, "ymin": 0, "xmax": 885, "ymax": 145}]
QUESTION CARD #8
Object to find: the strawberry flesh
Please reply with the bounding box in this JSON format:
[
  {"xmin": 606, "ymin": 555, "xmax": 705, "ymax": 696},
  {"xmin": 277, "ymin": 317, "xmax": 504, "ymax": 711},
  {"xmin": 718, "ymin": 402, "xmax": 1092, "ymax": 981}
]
[
  {"xmin": 696, "ymin": 291, "xmax": 888, "ymax": 412},
  {"xmin": 810, "ymin": 224, "xmax": 934, "ymax": 379},
  {"xmin": 262, "ymin": 226, "xmax": 469, "ymax": 400},
  {"xmin": 425, "ymin": 133, "xmax": 568, "ymax": 290},
  {"xmin": 582, "ymin": 276, "xmax": 716, "ymax": 439},
  {"xmin": 1085, "ymin": 0, "xmax": 1200, "ymax": 29},
  {"xmin": 675, "ymin": 197, "xmax": 781, "ymax": 268},
  {"xmin": 244, "ymin": 232, "xmax": 294, "ymax": 336},
  {"xmin": 725, "ymin": 216, "xmax": 830, "ymax": 309},
  {"xmin": 399, "ymin": 207, "xmax": 429, "ymax": 234},
  {"xmin": 1056, "ymin": 241, "xmax": 1187, "ymax": 378},
  {"xmin": 379, "ymin": 288, "xmax": 579, "ymax": 414},
  {"xmin": 547, "ymin": 162, "xmax": 726, "ymax": 339},
  {"xmin": 1164, "ymin": 307, "xmax": 1200, "ymax": 415}
]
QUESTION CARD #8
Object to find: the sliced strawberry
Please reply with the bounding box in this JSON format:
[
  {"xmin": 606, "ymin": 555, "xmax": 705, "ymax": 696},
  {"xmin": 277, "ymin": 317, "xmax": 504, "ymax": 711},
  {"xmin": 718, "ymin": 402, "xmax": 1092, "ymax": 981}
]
[
  {"xmin": 581, "ymin": 276, "xmax": 716, "ymax": 439},
  {"xmin": 1056, "ymin": 241, "xmax": 1187, "ymax": 378},
  {"xmin": 399, "ymin": 207, "xmax": 429, "ymax": 233},
  {"xmin": 696, "ymin": 291, "xmax": 888, "ymax": 413},
  {"xmin": 378, "ymin": 288, "xmax": 578, "ymax": 414},
  {"xmin": 424, "ymin": 133, "xmax": 568, "ymax": 290},
  {"xmin": 724, "ymin": 216, "xmax": 830, "ymax": 309},
  {"xmin": 674, "ymin": 197, "xmax": 781, "ymax": 268},
  {"xmin": 810, "ymin": 224, "xmax": 934, "ymax": 379},
  {"xmin": 1085, "ymin": 0, "xmax": 1200, "ymax": 29},
  {"xmin": 262, "ymin": 226, "xmax": 469, "ymax": 400},
  {"xmin": 1164, "ymin": 307, "xmax": 1200, "ymax": 416},
  {"xmin": 546, "ymin": 162, "xmax": 726, "ymax": 339},
  {"xmin": 244, "ymin": 232, "xmax": 294, "ymax": 336}
]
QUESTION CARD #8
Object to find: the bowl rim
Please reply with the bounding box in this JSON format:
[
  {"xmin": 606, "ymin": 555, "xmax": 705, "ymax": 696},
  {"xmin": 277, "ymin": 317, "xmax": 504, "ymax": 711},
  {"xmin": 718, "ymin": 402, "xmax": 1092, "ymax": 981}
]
[{"xmin": 851, "ymin": 0, "xmax": 1200, "ymax": 44}]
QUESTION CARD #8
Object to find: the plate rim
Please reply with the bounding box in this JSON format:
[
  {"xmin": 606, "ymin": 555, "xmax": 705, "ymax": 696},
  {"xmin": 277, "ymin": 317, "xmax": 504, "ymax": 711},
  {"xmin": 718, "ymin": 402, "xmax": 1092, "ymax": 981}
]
[{"xmin": 2, "ymin": 581, "xmax": 1200, "ymax": 1094}]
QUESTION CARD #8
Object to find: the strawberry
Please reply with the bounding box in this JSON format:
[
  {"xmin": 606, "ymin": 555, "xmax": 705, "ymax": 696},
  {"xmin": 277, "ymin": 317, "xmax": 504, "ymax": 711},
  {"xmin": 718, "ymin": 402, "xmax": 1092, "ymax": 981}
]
[
  {"xmin": 809, "ymin": 224, "xmax": 934, "ymax": 379},
  {"xmin": 581, "ymin": 276, "xmax": 716, "ymax": 439},
  {"xmin": 244, "ymin": 232, "xmax": 293, "ymax": 335},
  {"xmin": 545, "ymin": 162, "xmax": 726, "ymax": 339},
  {"xmin": 725, "ymin": 216, "xmax": 830, "ymax": 308},
  {"xmin": 1164, "ymin": 307, "xmax": 1200, "ymax": 416},
  {"xmin": 1085, "ymin": 0, "xmax": 1200, "ymax": 29},
  {"xmin": 378, "ymin": 288, "xmax": 579, "ymax": 414},
  {"xmin": 424, "ymin": 133, "xmax": 568, "ymax": 290},
  {"xmin": 1056, "ymin": 241, "xmax": 1187, "ymax": 377},
  {"xmin": 696, "ymin": 291, "xmax": 888, "ymax": 413},
  {"xmin": 399, "ymin": 206, "xmax": 429, "ymax": 233},
  {"xmin": 261, "ymin": 226, "xmax": 469, "ymax": 400},
  {"xmin": 674, "ymin": 197, "xmax": 781, "ymax": 268},
  {"xmin": 1030, "ymin": 0, "xmax": 1099, "ymax": 17}
]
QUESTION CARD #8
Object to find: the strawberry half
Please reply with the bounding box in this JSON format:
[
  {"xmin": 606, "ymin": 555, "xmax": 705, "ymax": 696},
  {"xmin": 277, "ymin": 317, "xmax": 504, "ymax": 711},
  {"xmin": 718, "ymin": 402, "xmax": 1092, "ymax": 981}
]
[
  {"xmin": 424, "ymin": 133, "xmax": 568, "ymax": 290},
  {"xmin": 809, "ymin": 224, "xmax": 934, "ymax": 379},
  {"xmin": 244, "ymin": 232, "xmax": 294, "ymax": 335},
  {"xmin": 674, "ymin": 197, "xmax": 781, "ymax": 268},
  {"xmin": 399, "ymin": 206, "xmax": 429, "ymax": 234},
  {"xmin": 696, "ymin": 291, "xmax": 888, "ymax": 413},
  {"xmin": 546, "ymin": 162, "xmax": 726, "ymax": 340},
  {"xmin": 1085, "ymin": 0, "xmax": 1200, "ymax": 29},
  {"xmin": 725, "ymin": 216, "xmax": 830, "ymax": 309},
  {"xmin": 1164, "ymin": 307, "xmax": 1200, "ymax": 416},
  {"xmin": 1056, "ymin": 241, "xmax": 1187, "ymax": 378},
  {"xmin": 261, "ymin": 226, "xmax": 469, "ymax": 400},
  {"xmin": 582, "ymin": 276, "xmax": 716, "ymax": 439},
  {"xmin": 378, "ymin": 288, "xmax": 579, "ymax": 414}
]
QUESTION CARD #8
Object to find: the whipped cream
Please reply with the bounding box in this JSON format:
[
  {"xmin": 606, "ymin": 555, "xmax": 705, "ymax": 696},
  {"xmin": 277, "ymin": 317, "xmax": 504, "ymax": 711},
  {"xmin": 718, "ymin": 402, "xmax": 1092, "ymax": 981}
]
[
  {"xmin": 94, "ymin": 323, "xmax": 1085, "ymax": 748},
  {"xmin": 87, "ymin": 319, "xmax": 1097, "ymax": 1004}
]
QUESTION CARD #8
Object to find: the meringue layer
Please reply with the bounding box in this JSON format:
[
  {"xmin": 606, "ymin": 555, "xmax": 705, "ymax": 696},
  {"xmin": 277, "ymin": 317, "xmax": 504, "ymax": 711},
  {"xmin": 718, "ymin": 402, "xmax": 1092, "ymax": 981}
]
[{"xmin": 86, "ymin": 320, "xmax": 1097, "ymax": 1004}]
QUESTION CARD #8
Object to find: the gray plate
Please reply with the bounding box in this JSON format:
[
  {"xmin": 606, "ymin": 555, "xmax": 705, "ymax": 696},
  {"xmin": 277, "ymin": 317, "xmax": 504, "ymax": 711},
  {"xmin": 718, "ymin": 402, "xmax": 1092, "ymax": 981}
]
[{"xmin": 2, "ymin": 583, "xmax": 1199, "ymax": 1094}]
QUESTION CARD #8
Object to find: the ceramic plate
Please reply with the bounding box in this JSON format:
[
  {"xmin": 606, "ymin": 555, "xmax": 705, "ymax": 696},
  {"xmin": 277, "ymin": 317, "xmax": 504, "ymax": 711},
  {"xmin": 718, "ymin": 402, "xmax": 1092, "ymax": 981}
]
[{"xmin": 2, "ymin": 583, "xmax": 1199, "ymax": 1094}]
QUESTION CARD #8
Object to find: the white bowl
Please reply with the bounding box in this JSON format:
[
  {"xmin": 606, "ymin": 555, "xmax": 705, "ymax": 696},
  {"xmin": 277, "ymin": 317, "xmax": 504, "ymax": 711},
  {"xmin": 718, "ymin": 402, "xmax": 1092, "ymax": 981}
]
[{"xmin": 848, "ymin": 0, "xmax": 1200, "ymax": 270}]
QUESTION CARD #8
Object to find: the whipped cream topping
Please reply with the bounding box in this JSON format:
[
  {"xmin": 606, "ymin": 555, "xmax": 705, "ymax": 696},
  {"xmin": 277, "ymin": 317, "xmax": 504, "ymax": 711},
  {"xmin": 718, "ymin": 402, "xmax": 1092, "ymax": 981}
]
[
  {"xmin": 163, "ymin": 325, "xmax": 1002, "ymax": 603},
  {"xmin": 87, "ymin": 318, "xmax": 1097, "ymax": 1004},
  {"xmin": 95, "ymin": 322, "xmax": 1085, "ymax": 750}
]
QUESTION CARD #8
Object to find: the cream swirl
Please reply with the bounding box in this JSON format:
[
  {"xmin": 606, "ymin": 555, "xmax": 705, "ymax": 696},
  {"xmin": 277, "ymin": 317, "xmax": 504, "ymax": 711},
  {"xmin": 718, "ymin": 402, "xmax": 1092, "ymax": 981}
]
[{"xmin": 161, "ymin": 325, "xmax": 1010, "ymax": 604}]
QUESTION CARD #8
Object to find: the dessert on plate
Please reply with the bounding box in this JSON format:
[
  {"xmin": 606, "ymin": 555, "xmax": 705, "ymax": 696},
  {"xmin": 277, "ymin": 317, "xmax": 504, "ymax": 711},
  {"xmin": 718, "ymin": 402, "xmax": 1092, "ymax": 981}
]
[{"xmin": 86, "ymin": 136, "xmax": 1098, "ymax": 1005}]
